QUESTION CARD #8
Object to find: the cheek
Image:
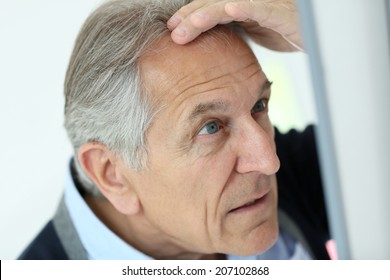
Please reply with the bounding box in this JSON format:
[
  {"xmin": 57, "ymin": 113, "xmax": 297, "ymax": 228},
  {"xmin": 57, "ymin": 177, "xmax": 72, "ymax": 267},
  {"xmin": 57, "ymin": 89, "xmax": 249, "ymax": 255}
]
[
  {"xmin": 172, "ymin": 148, "xmax": 237, "ymax": 225},
  {"xmin": 134, "ymin": 168, "xmax": 206, "ymax": 245},
  {"xmin": 136, "ymin": 137, "xmax": 238, "ymax": 250},
  {"xmin": 193, "ymin": 146, "xmax": 237, "ymax": 191},
  {"xmin": 191, "ymin": 147, "xmax": 238, "ymax": 223}
]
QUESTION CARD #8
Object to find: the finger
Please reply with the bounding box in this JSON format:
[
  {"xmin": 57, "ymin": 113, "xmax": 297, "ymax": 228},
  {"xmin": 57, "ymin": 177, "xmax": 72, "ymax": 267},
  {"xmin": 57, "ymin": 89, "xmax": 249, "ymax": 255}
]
[
  {"xmin": 167, "ymin": 0, "xmax": 207, "ymax": 30},
  {"xmin": 170, "ymin": 2, "xmax": 235, "ymax": 45},
  {"xmin": 225, "ymin": 1, "xmax": 303, "ymax": 49},
  {"xmin": 225, "ymin": 1, "xmax": 298, "ymax": 31}
]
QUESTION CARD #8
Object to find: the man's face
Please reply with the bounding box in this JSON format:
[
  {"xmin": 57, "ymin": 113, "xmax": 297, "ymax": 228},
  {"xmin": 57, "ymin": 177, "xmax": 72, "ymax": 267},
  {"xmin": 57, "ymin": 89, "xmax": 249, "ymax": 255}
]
[{"xmin": 122, "ymin": 29, "xmax": 280, "ymax": 256}]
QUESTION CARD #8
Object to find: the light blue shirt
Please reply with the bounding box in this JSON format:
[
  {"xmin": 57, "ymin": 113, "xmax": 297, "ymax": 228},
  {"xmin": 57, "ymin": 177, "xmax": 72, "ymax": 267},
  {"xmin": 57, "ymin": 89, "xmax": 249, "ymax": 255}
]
[{"xmin": 64, "ymin": 165, "xmax": 311, "ymax": 260}]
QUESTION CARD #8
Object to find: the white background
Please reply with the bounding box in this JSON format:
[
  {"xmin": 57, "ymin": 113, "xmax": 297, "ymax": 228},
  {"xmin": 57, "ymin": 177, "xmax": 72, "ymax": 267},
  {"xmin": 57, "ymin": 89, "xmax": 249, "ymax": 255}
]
[{"xmin": 0, "ymin": 0, "xmax": 315, "ymax": 259}]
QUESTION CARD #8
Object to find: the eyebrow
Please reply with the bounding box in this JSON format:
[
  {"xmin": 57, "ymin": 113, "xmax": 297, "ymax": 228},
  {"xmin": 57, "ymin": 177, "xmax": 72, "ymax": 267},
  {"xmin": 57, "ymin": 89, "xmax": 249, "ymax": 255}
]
[
  {"xmin": 188, "ymin": 79, "xmax": 272, "ymax": 123},
  {"xmin": 189, "ymin": 100, "xmax": 231, "ymax": 122}
]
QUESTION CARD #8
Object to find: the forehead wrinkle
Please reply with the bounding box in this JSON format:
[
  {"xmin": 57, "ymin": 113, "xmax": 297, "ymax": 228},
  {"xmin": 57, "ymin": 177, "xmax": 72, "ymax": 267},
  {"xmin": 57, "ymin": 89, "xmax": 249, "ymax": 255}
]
[
  {"xmin": 170, "ymin": 57, "xmax": 261, "ymax": 116},
  {"xmin": 174, "ymin": 54, "xmax": 259, "ymax": 98},
  {"xmin": 174, "ymin": 66, "xmax": 235, "ymax": 100}
]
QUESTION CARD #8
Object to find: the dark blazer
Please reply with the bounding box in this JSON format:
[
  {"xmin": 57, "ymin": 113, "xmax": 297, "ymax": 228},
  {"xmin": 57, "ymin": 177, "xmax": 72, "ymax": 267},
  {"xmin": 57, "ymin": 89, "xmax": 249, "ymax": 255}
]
[
  {"xmin": 19, "ymin": 125, "xmax": 330, "ymax": 260},
  {"xmin": 275, "ymin": 126, "xmax": 330, "ymax": 259}
]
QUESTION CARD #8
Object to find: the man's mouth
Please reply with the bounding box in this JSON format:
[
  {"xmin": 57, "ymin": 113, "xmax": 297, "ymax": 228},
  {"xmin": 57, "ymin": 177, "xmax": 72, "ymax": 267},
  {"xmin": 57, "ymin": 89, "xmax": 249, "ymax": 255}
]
[
  {"xmin": 243, "ymin": 199, "xmax": 258, "ymax": 207},
  {"xmin": 228, "ymin": 192, "xmax": 269, "ymax": 214}
]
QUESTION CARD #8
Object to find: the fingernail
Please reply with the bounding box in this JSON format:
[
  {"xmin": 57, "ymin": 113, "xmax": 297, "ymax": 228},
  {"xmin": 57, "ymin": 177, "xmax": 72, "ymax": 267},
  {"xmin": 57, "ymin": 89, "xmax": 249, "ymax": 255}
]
[{"xmin": 173, "ymin": 27, "xmax": 187, "ymax": 37}]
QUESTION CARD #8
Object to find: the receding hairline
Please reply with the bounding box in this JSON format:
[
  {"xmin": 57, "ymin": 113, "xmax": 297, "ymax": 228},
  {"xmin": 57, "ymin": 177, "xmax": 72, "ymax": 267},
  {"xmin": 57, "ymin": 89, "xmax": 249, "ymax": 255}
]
[
  {"xmin": 138, "ymin": 23, "xmax": 256, "ymax": 111},
  {"xmin": 142, "ymin": 24, "xmax": 247, "ymax": 57},
  {"xmin": 138, "ymin": 24, "xmax": 252, "ymax": 100}
]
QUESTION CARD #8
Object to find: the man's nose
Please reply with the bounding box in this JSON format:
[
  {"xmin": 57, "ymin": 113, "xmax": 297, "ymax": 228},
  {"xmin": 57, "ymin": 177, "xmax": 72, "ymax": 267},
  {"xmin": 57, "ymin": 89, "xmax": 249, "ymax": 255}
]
[{"xmin": 234, "ymin": 119, "xmax": 280, "ymax": 175}]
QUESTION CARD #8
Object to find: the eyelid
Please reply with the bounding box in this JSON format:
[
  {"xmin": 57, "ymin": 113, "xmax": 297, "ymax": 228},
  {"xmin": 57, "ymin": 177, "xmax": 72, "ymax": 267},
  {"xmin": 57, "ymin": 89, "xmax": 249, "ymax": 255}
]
[
  {"xmin": 195, "ymin": 118, "xmax": 227, "ymax": 139},
  {"xmin": 251, "ymin": 98, "xmax": 269, "ymax": 114},
  {"xmin": 197, "ymin": 120, "xmax": 220, "ymax": 135}
]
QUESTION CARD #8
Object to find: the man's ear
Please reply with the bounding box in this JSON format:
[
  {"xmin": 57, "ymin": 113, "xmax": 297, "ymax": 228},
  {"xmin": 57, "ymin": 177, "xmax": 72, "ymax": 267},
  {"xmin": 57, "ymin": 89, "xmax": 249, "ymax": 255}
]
[{"xmin": 78, "ymin": 142, "xmax": 141, "ymax": 216}]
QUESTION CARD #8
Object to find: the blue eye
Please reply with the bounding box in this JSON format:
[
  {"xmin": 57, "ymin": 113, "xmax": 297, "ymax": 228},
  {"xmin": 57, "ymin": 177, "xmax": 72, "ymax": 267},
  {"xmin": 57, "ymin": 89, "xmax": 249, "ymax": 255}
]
[
  {"xmin": 251, "ymin": 99, "xmax": 267, "ymax": 114},
  {"xmin": 198, "ymin": 121, "xmax": 221, "ymax": 135}
]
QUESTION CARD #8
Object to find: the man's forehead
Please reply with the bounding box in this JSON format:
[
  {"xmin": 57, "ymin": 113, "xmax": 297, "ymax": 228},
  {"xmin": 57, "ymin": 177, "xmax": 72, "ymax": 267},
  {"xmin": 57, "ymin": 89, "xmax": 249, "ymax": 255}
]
[
  {"xmin": 139, "ymin": 27, "xmax": 266, "ymax": 147},
  {"xmin": 139, "ymin": 27, "xmax": 256, "ymax": 101}
]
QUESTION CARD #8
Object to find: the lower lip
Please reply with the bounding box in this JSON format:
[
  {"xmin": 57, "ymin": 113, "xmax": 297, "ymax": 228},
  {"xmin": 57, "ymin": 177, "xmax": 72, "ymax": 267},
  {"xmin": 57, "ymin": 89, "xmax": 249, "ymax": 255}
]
[{"xmin": 229, "ymin": 193, "xmax": 269, "ymax": 214}]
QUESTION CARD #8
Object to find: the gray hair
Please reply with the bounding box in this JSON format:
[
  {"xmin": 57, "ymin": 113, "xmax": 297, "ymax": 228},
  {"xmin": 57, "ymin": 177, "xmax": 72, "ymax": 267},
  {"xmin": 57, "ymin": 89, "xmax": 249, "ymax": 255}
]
[{"xmin": 64, "ymin": 0, "xmax": 190, "ymax": 196}]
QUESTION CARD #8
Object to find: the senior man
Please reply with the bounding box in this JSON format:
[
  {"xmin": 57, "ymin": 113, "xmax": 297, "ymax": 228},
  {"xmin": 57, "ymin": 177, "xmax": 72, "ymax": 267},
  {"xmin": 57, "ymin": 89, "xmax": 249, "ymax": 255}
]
[{"xmin": 20, "ymin": 0, "xmax": 329, "ymax": 260}]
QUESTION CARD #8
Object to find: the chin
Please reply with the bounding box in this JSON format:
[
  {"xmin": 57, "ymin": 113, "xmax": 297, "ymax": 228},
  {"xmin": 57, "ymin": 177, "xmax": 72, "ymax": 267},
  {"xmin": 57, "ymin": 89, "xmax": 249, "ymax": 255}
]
[{"xmin": 230, "ymin": 216, "xmax": 279, "ymax": 256}]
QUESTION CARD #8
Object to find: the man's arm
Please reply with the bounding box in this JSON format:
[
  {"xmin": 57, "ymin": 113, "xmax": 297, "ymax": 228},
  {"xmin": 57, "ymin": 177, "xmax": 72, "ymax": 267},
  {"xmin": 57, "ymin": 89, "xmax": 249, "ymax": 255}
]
[{"xmin": 167, "ymin": 0, "xmax": 303, "ymax": 51}]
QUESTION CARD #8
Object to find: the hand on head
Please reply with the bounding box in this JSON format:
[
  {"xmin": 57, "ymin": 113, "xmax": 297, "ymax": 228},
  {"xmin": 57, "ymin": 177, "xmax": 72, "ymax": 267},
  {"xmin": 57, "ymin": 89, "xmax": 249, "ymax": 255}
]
[{"xmin": 167, "ymin": 0, "xmax": 303, "ymax": 52}]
